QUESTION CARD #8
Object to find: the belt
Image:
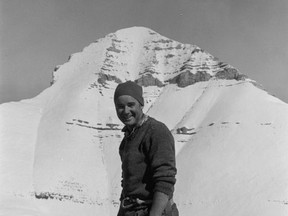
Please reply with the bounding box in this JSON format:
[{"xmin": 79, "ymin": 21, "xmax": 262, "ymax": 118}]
[
  {"xmin": 121, "ymin": 197, "xmax": 152, "ymax": 209},
  {"xmin": 121, "ymin": 197, "xmax": 174, "ymax": 210}
]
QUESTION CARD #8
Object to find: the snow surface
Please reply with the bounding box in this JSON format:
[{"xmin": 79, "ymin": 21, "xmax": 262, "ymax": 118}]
[{"xmin": 1, "ymin": 27, "xmax": 288, "ymax": 215}]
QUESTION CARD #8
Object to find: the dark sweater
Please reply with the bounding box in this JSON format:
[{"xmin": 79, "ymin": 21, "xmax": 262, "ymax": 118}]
[{"xmin": 119, "ymin": 116, "xmax": 177, "ymax": 200}]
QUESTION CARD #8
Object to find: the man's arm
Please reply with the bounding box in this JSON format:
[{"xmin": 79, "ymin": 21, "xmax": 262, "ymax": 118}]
[
  {"xmin": 149, "ymin": 191, "xmax": 169, "ymax": 216},
  {"xmin": 147, "ymin": 122, "xmax": 177, "ymax": 216}
]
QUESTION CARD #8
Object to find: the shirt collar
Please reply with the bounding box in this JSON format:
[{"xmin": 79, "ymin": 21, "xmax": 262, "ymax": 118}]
[{"xmin": 122, "ymin": 114, "xmax": 149, "ymax": 135}]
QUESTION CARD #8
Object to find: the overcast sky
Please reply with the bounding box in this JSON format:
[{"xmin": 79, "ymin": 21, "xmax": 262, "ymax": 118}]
[{"xmin": 1, "ymin": 0, "xmax": 287, "ymax": 104}]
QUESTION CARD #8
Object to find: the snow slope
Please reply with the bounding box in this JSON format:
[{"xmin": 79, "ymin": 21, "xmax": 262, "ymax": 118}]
[{"xmin": 1, "ymin": 27, "xmax": 288, "ymax": 216}]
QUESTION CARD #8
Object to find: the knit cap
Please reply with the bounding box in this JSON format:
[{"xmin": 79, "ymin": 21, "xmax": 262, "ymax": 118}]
[{"xmin": 114, "ymin": 81, "xmax": 144, "ymax": 106}]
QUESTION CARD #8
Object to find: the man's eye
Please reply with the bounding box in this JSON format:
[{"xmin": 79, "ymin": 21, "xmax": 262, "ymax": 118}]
[
  {"xmin": 117, "ymin": 105, "xmax": 124, "ymax": 109},
  {"xmin": 127, "ymin": 103, "xmax": 135, "ymax": 107}
]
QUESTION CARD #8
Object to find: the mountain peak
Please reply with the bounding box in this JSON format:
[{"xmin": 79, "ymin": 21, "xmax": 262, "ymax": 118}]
[
  {"xmin": 114, "ymin": 26, "xmax": 158, "ymax": 38},
  {"xmin": 52, "ymin": 26, "xmax": 248, "ymax": 90}
]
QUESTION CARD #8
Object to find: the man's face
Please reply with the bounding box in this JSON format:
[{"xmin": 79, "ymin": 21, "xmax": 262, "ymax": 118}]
[{"xmin": 115, "ymin": 95, "xmax": 143, "ymax": 128}]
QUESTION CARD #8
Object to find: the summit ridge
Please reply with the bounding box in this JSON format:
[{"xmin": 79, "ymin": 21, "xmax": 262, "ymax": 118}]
[{"xmin": 52, "ymin": 26, "xmax": 247, "ymax": 89}]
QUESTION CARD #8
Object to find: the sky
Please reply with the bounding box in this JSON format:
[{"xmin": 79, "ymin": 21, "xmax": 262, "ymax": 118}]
[{"xmin": 0, "ymin": 0, "xmax": 287, "ymax": 104}]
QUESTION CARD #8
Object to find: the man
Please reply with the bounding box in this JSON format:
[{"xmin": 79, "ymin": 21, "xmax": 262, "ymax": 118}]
[{"xmin": 114, "ymin": 81, "xmax": 178, "ymax": 216}]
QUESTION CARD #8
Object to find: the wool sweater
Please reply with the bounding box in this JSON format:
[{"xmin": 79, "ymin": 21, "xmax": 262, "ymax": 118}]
[{"xmin": 119, "ymin": 116, "xmax": 177, "ymax": 200}]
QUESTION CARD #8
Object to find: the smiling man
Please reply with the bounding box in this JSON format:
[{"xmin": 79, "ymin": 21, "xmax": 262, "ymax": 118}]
[{"xmin": 114, "ymin": 81, "xmax": 178, "ymax": 216}]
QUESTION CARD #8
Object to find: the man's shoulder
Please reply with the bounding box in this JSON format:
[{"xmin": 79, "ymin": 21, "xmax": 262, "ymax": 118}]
[
  {"xmin": 147, "ymin": 116, "xmax": 170, "ymax": 132},
  {"xmin": 145, "ymin": 116, "xmax": 174, "ymax": 144}
]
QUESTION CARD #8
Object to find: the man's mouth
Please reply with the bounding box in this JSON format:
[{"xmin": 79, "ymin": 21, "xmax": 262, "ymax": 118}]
[{"xmin": 122, "ymin": 116, "xmax": 133, "ymax": 122}]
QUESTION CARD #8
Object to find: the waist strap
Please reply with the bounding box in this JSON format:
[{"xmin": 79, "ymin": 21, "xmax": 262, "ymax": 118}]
[
  {"xmin": 121, "ymin": 197, "xmax": 152, "ymax": 209},
  {"xmin": 121, "ymin": 197, "xmax": 174, "ymax": 209}
]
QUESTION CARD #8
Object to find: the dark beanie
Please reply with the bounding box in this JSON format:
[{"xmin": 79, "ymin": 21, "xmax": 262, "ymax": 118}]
[{"xmin": 114, "ymin": 81, "xmax": 144, "ymax": 106}]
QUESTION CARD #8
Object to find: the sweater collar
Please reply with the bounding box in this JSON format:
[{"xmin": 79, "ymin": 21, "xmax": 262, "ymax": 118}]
[{"xmin": 122, "ymin": 114, "xmax": 149, "ymax": 136}]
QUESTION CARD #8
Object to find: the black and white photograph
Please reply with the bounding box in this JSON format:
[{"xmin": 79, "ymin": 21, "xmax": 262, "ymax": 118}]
[{"xmin": 1, "ymin": 0, "xmax": 288, "ymax": 215}]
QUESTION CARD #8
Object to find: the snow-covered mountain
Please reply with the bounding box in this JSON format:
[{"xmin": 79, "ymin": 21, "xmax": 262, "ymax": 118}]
[{"xmin": 1, "ymin": 27, "xmax": 288, "ymax": 216}]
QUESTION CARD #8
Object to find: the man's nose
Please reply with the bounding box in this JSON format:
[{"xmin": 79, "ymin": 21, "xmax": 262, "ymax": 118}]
[{"xmin": 124, "ymin": 106, "xmax": 130, "ymax": 113}]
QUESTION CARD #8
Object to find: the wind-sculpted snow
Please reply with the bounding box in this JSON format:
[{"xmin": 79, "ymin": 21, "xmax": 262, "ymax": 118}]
[{"xmin": 1, "ymin": 27, "xmax": 288, "ymax": 216}]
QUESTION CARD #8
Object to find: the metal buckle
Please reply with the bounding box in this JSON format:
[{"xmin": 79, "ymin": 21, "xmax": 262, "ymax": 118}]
[
  {"xmin": 121, "ymin": 197, "xmax": 135, "ymax": 209},
  {"xmin": 121, "ymin": 197, "xmax": 152, "ymax": 209}
]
